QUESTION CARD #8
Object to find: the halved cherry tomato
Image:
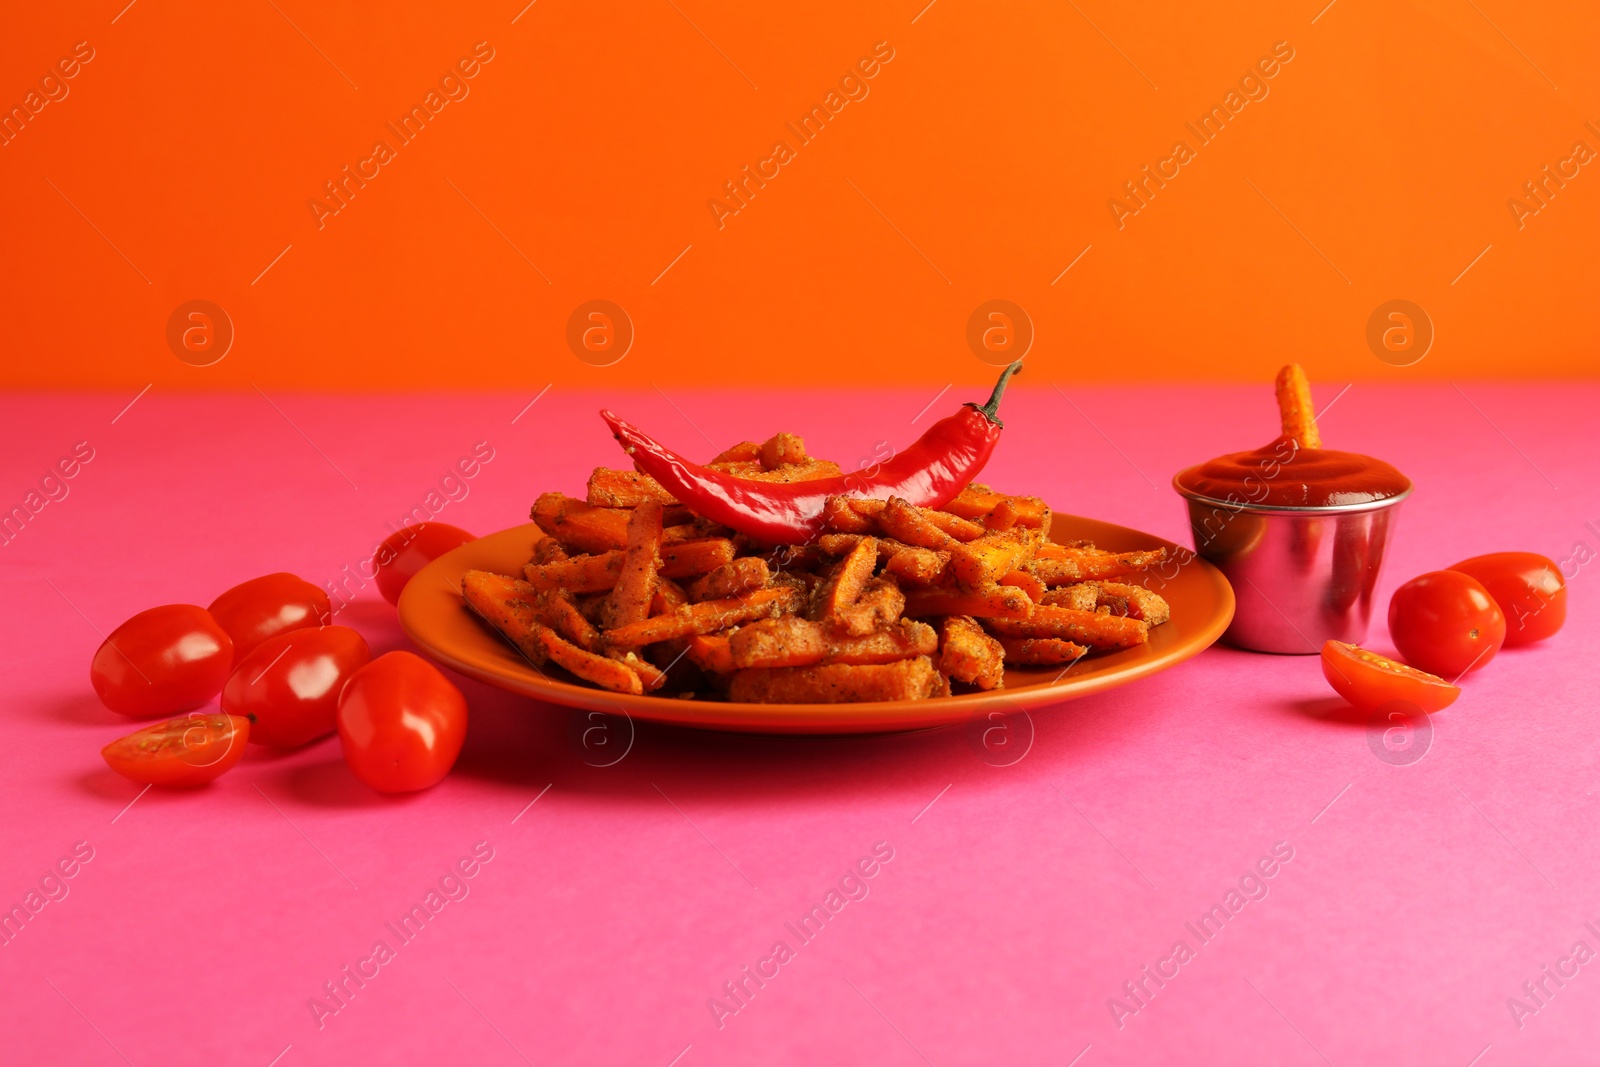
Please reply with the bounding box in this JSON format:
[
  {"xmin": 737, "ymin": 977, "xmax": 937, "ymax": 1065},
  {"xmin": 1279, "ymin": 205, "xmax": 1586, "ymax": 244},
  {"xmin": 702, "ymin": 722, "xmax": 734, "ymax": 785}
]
[
  {"xmin": 1388, "ymin": 570, "xmax": 1506, "ymax": 678},
  {"xmin": 208, "ymin": 573, "xmax": 332, "ymax": 663},
  {"xmin": 222, "ymin": 626, "xmax": 371, "ymax": 748},
  {"xmin": 90, "ymin": 605, "xmax": 234, "ymax": 718},
  {"xmin": 375, "ymin": 524, "xmax": 476, "ymax": 605},
  {"xmin": 337, "ymin": 651, "xmax": 467, "ymax": 792},
  {"xmin": 1449, "ymin": 552, "xmax": 1566, "ymax": 647},
  {"xmin": 1321, "ymin": 641, "xmax": 1461, "ymax": 712},
  {"xmin": 102, "ymin": 713, "xmax": 251, "ymax": 787}
]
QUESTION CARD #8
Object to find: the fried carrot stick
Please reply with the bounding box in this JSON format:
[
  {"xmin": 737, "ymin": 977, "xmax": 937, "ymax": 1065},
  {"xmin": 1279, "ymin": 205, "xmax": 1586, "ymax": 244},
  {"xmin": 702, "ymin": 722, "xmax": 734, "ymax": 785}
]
[
  {"xmin": 601, "ymin": 500, "xmax": 663, "ymax": 631},
  {"xmin": 687, "ymin": 557, "xmax": 770, "ymax": 602},
  {"xmin": 524, "ymin": 552, "xmax": 626, "ymax": 593},
  {"xmin": 538, "ymin": 589, "xmax": 602, "ymax": 652},
  {"xmin": 537, "ymin": 628, "xmax": 645, "ymax": 694},
  {"xmin": 812, "ymin": 536, "xmax": 878, "ymax": 630},
  {"xmin": 604, "ymin": 586, "xmax": 804, "ymax": 648},
  {"xmin": 461, "ymin": 571, "xmax": 549, "ymax": 664},
  {"xmin": 727, "ymin": 656, "xmax": 940, "ymax": 704},
  {"xmin": 587, "ymin": 468, "xmax": 679, "ymax": 507},
  {"xmin": 1028, "ymin": 547, "xmax": 1167, "ymax": 585},
  {"xmin": 877, "ymin": 497, "xmax": 960, "ymax": 550},
  {"xmin": 1275, "ymin": 363, "xmax": 1321, "ymax": 450},
  {"xmin": 685, "ymin": 633, "xmax": 737, "ymax": 674},
  {"xmin": 993, "ymin": 636, "xmax": 1088, "ymax": 666},
  {"xmin": 983, "ymin": 604, "xmax": 1149, "ymax": 649},
  {"xmin": 937, "ymin": 615, "xmax": 1005, "ymax": 690},
  {"xmin": 463, "ymin": 570, "xmax": 648, "ymax": 693},
  {"xmin": 835, "ymin": 577, "xmax": 906, "ymax": 637},
  {"xmin": 660, "ymin": 538, "xmax": 737, "ymax": 578},
  {"xmin": 901, "ymin": 584, "xmax": 1034, "ymax": 620}
]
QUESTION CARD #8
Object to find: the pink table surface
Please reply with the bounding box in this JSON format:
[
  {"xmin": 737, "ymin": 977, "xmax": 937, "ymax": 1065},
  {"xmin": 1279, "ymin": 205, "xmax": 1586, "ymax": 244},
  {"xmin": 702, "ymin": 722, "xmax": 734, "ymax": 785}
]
[{"xmin": 2, "ymin": 383, "xmax": 1597, "ymax": 1067}]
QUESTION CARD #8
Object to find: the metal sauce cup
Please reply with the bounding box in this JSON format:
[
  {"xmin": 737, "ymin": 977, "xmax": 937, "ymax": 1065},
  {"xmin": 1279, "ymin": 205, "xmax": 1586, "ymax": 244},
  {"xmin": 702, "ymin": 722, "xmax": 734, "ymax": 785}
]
[{"xmin": 1173, "ymin": 473, "xmax": 1412, "ymax": 654}]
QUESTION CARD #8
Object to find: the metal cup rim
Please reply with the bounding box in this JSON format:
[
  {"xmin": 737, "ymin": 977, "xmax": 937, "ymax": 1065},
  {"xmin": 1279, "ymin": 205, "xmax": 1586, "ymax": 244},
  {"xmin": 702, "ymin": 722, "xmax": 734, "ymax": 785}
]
[{"xmin": 1171, "ymin": 470, "xmax": 1413, "ymax": 515}]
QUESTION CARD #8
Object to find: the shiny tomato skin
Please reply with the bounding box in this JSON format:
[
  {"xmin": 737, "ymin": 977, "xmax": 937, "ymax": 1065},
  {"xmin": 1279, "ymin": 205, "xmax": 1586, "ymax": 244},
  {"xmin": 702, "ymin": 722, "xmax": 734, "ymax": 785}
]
[
  {"xmin": 222, "ymin": 626, "xmax": 371, "ymax": 748},
  {"xmin": 208, "ymin": 573, "xmax": 332, "ymax": 663},
  {"xmin": 90, "ymin": 605, "xmax": 234, "ymax": 718},
  {"xmin": 375, "ymin": 524, "xmax": 476, "ymax": 605},
  {"xmin": 337, "ymin": 652, "xmax": 467, "ymax": 792},
  {"xmin": 1449, "ymin": 552, "xmax": 1566, "ymax": 647},
  {"xmin": 102, "ymin": 713, "xmax": 251, "ymax": 787},
  {"xmin": 1321, "ymin": 640, "xmax": 1461, "ymax": 712},
  {"xmin": 1388, "ymin": 571, "xmax": 1506, "ymax": 678}
]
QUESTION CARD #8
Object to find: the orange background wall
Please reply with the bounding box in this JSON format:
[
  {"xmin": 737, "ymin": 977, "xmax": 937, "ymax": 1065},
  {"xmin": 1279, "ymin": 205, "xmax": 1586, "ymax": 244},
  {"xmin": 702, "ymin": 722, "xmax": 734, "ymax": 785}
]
[{"xmin": 1, "ymin": 0, "xmax": 1595, "ymax": 389}]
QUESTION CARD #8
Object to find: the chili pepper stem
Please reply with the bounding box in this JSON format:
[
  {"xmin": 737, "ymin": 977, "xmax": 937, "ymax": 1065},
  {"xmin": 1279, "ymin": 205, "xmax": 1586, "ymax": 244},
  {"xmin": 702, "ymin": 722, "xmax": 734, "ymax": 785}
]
[{"xmin": 972, "ymin": 361, "xmax": 1024, "ymax": 426}]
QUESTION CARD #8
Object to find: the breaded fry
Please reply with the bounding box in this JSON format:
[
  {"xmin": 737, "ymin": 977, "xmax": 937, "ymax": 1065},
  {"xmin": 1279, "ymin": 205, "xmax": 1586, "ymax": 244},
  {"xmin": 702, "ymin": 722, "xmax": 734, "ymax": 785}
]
[
  {"xmin": 524, "ymin": 552, "xmax": 626, "ymax": 593},
  {"xmin": 660, "ymin": 538, "xmax": 737, "ymax": 578},
  {"xmin": 943, "ymin": 486, "xmax": 1048, "ymax": 527},
  {"xmin": 835, "ymin": 577, "xmax": 906, "ymax": 637},
  {"xmin": 985, "ymin": 498, "xmax": 1022, "ymax": 532},
  {"xmin": 605, "ymin": 586, "xmax": 805, "ymax": 648},
  {"xmin": 537, "ymin": 629, "xmax": 645, "ymax": 694},
  {"xmin": 1029, "ymin": 547, "xmax": 1167, "ymax": 585},
  {"xmin": 984, "ymin": 604, "xmax": 1149, "ymax": 649},
  {"xmin": 688, "ymin": 557, "xmax": 770, "ymax": 602},
  {"xmin": 652, "ymin": 576, "xmax": 689, "ymax": 614},
  {"xmin": 685, "ymin": 633, "xmax": 736, "ymax": 674},
  {"xmin": 877, "ymin": 497, "xmax": 960, "ymax": 550},
  {"xmin": 531, "ymin": 493, "xmax": 631, "ymax": 554},
  {"xmin": 611, "ymin": 649, "xmax": 667, "ymax": 691},
  {"xmin": 812, "ymin": 536, "xmax": 878, "ymax": 630},
  {"xmin": 884, "ymin": 545, "xmax": 950, "ymax": 586},
  {"xmin": 662, "ymin": 523, "xmax": 703, "ymax": 544},
  {"xmin": 538, "ymin": 589, "xmax": 601, "ymax": 652},
  {"xmin": 1082, "ymin": 581, "xmax": 1171, "ymax": 625},
  {"xmin": 727, "ymin": 656, "xmax": 940, "ymax": 704},
  {"xmin": 825, "ymin": 499, "xmax": 876, "ymax": 534},
  {"xmin": 816, "ymin": 533, "xmax": 948, "ymax": 583},
  {"xmin": 758, "ymin": 432, "xmax": 809, "ymax": 470},
  {"xmin": 821, "ymin": 496, "xmax": 877, "ymax": 534},
  {"xmin": 729, "ymin": 616, "xmax": 828, "ymax": 669},
  {"xmin": 601, "ymin": 500, "xmax": 663, "ymax": 632},
  {"xmin": 531, "ymin": 536, "xmax": 568, "ymax": 565},
  {"xmin": 461, "ymin": 570, "xmax": 548, "ymax": 664},
  {"xmin": 902, "ymin": 584, "xmax": 1034, "ymax": 620},
  {"xmin": 993, "ymin": 637, "xmax": 1088, "ymax": 666},
  {"xmin": 937, "ymin": 615, "xmax": 1005, "ymax": 690},
  {"xmin": 712, "ymin": 441, "xmax": 762, "ymax": 464},
  {"xmin": 998, "ymin": 569, "xmax": 1047, "ymax": 602},
  {"xmin": 1275, "ymin": 363, "xmax": 1321, "ymax": 450},
  {"xmin": 587, "ymin": 468, "xmax": 679, "ymax": 507},
  {"xmin": 1040, "ymin": 583, "xmax": 1099, "ymax": 612},
  {"xmin": 951, "ymin": 530, "xmax": 1035, "ymax": 589},
  {"xmin": 922, "ymin": 510, "xmax": 986, "ymax": 542},
  {"xmin": 725, "ymin": 459, "xmax": 844, "ymax": 483}
]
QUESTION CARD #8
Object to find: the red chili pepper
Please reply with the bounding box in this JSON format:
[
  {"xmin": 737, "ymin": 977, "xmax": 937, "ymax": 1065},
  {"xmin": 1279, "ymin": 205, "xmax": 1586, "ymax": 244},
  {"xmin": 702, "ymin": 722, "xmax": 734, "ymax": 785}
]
[{"xmin": 600, "ymin": 362, "xmax": 1023, "ymax": 545}]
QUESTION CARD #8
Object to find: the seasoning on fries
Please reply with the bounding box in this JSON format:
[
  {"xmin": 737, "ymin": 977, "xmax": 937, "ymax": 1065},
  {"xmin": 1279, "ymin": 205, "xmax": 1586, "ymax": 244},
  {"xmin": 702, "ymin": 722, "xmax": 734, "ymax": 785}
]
[{"xmin": 461, "ymin": 426, "xmax": 1174, "ymax": 704}]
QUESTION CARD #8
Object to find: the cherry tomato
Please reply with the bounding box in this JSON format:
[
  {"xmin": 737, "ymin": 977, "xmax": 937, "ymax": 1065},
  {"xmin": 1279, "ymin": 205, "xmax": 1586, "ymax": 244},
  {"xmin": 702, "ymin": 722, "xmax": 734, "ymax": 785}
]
[
  {"xmin": 1449, "ymin": 552, "xmax": 1566, "ymax": 647},
  {"xmin": 375, "ymin": 524, "xmax": 476, "ymax": 605},
  {"xmin": 1321, "ymin": 641, "xmax": 1460, "ymax": 712},
  {"xmin": 90, "ymin": 605, "xmax": 234, "ymax": 718},
  {"xmin": 102, "ymin": 713, "xmax": 250, "ymax": 787},
  {"xmin": 337, "ymin": 651, "xmax": 467, "ymax": 792},
  {"xmin": 1388, "ymin": 570, "xmax": 1506, "ymax": 678},
  {"xmin": 208, "ymin": 573, "xmax": 332, "ymax": 663},
  {"xmin": 221, "ymin": 626, "xmax": 371, "ymax": 748}
]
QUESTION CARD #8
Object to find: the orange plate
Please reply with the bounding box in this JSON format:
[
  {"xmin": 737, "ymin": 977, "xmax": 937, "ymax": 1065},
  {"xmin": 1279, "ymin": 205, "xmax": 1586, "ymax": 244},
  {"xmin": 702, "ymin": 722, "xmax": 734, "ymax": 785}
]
[{"xmin": 399, "ymin": 517, "xmax": 1234, "ymax": 735}]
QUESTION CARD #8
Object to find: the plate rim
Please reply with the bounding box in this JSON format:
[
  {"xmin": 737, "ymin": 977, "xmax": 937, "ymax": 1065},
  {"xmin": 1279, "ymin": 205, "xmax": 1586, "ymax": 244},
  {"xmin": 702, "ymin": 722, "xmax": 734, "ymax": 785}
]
[{"xmin": 398, "ymin": 516, "xmax": 1234, "ymax": 734}]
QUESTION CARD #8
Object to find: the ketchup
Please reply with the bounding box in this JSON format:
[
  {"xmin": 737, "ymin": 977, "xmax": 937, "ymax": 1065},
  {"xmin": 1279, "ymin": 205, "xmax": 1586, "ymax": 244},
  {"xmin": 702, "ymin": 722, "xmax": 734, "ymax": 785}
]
[{"xmin": 1175, "ymin": 435, "xmax": 1410, "ymax": 508}]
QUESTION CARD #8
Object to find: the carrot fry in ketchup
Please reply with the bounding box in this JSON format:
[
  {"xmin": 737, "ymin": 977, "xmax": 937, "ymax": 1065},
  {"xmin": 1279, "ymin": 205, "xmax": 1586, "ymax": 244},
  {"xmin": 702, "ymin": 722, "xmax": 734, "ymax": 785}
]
[{"xmin": 1274, "ymin": 363, "xmax": 1321, "ymax": 450}]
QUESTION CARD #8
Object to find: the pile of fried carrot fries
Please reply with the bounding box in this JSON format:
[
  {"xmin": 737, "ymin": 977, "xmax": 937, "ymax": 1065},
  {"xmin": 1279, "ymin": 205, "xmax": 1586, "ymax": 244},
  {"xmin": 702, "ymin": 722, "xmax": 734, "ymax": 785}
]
[{"xmin": 461, "ymin": 434, "xmax": 1171, "ymax": 703}]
